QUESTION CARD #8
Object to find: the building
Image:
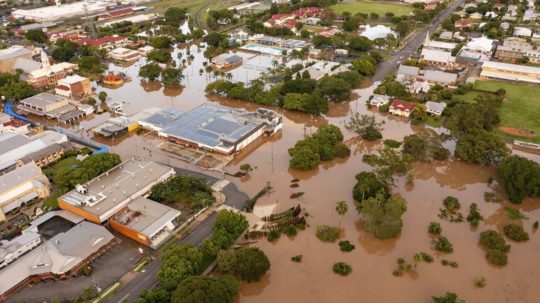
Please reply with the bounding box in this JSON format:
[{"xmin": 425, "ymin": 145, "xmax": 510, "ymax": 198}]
[
  {"xmin": 26, "ymin": 51, "xmax": 77, "ymax": 88},
  {"xmin": 264, "ymin": 7, "xmax": 322, "ymax": 31},
  {"xmin": 141, "ymin": 105, "xmax": 283, "ymax": 155},
  {"xmin": 458, "ymin": 36, "xmax": 495, "ymax": 61},
  {"xmin": 422, "ymin": 70, "xmax": 458, "ymax": 86},
  {"xmin": 514, "ymin": 27, "xmax": 533, "ymax": 38},
  {"xmin": 19, "ymin": 93, "xmax": 71, "ymax": 118},
  {"xmin": 11, "ymin": 0, "xmax": 108, "ymax": 22},
  {"xmin": 138, "ymin": 45, "xmax": 154, "ymax": 56},
  {"xmin": 425, "ymin": 101, "xmax": 447, "ymax": 116},
  {"xmin": 108, "ymin": 47, "xmax": 141, "ymax": 62},
  {"xmin": 0, "ymin": 113, "xmax": 29, "ymax": 135},
  {"xmin": 227, "ymin": 2, "xmax": 264, "ymax": 14},
  {"xmin": 110, "ymin": 197, "xmax": 181, "ymax": 248},
  {"xmin": 369, "ymin": 94, "xmax": 391, "ymax": 108},
  {"xmin": 55, "ymin": 74, "xmax": 92, "ymax": 98},
  {"xmin": 454, "ymin": 18, "xmax": 474, "ymax": 29},
  {"xmin": 420, "ymin": 49, "xmax": 458, "ymax": 70},
  {"xmin": 0, "ymin": 161, "xmax": 50, "ymax": 221},
  {"xmin": 480, "ymin": 61, "xmax": 540, "ymax": 84},
  {"xmin": 0, "ymin": 131, "xmax": 68, "ymax": 171},
  {"xmin": 299, "ymin": 61, "xmax": 351, "ymax": 80},
  {"xmin": 423, "ymin": 33, "xmax": 457, "ymax": 52},
  {"xmin": 99, "ymin": 13, "xmax": 159, "ymax": 28},
  {"xmin": 47, "ymin": 28, "xmax": 84, "ymax": 43},
  {"xmin": 70, "ymin": 35, "xmax": 128, "ymax": 50},
  {"xmin": 97, "ymin": 7, "xmax": 134, "ymax": 21},
  {"xmin": 212, "ymin": 53, "xmax": 243, "ymax": 70},
  {"xmin": 389, "ymin": 100, "xmax": 417, "ymax": 118},
  {"xmin": 58, "ymin": 158, "xmax": 175, "ymax": 224},
  {"xmin": 0, "ymin": 46, "xmax": 33, "ymax": 73},
  {"xmin": 495, "ymin": 37, "xmax": 540, "ymax": 64},
  {"xmin": 396, "ymin": 65, "xmax": 420, "ymax": 83},
  {"xmin": 0, "ymin": 214, "xmax": 115, "ymax": 301}
]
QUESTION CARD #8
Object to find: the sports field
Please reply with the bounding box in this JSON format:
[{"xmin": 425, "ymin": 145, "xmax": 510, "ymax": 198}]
[{"xmin": 331, "ymin": 1, "xmax": 413, "ymax": 17}]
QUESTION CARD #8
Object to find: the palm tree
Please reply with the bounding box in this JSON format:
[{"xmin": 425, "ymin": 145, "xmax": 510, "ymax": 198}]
[
  {"xmin": 335, "ymin": 201, "xmax": 348, "ymax": 228},
  {"xmin": 225, "ymin": 73, "xmax": 233, "ymax": 81}
]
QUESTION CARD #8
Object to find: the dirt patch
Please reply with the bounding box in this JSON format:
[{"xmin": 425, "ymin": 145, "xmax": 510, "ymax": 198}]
[{"xmin": 499, "ymin": 126, "xmax": 536, "ymax": 137}]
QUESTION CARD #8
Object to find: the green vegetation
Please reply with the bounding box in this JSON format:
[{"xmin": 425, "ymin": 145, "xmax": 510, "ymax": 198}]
[
  {"xmin": 498, "ymin": 155, "xmax": 540, "ymax": 204},
  {"xmin": 438, "ymin": 196, "xmax": 464, "ymax": 223},
  {"xmin": 345, "ymin": 113, "xmax": 384, "ymax": 141},
  {"xmin": 77, "ymin": 56, "xmax": 106, "ymax": 75},
  {"xmin": 267, "ymin": 230, "xmax": 280, "ymax": 242},
  {"xmin": 316, "ymin": 225, "xmax": 341, "ymax": 242},
  {"xmin": 53, "ymin": 153, "xmax": 121, "ymax": 191},
  {"xmin": 479, "ymin": 230, "xmax": 510, "ymax": 266},
  {"xmin": 170, "ymin": 275, "xmax": 239, "ymax": 303},
  {"xmin": 331, "ymin": 1, "xmax": 413, "ymax": 17},
  {"xmin": 289, "ymin": 125, "xmax": 349, "ymax": 170},
  {"xmin": 161, "ymin": 68, "xmax": 184, "ymax": 88},
  {"xmin": 0, "ymin": 72, "xmax": 37, "ymax": 101},
  {"xmin": 432, "ymin": 236, "xmax": 453, "ymax": 253},
  {"xmin": 441, "ymin": 259, "xmax": 458, "ymax": 268},
  {"xmin": 413, "ymin": 252, "xmax": 434, "ymax": 266},
  {"xmin": 358, "ymin": 193, "xmax": 407, "ymax": 239},
  {"xmin": 402, "ymin": 129, "xmax": 449, "ymax": 162},
  {"xmin": 483, "ymin": 192, "xmax": 502, "ymax": 203},
  {"xmin": 283, "ymin": 226, "xmax": 297, "ymax": 237},
  {"xmin": 455, "ymin": 130, "xmax": 508, "ymax": 165},
  {"xmin": 353, "ymin": 171, "xmax": 389, "ymax": 202},
  {"xmin": 217, "ymin": 247, "xmax": 270, "ymax": 282},
  {"xmin": 432, "ymin": 292, "xmax": 465, "ymax": 303},
  {"xmin": 383, "ymin": 139, "xmax": 401, "ymax": 148},
  {"xmin": 152, "ymin": 0, "xmax": 211, "ymax": 15},
  {"xmin": 25, "ymin": 29, "xmax": 47, "ymax": 43},
  {"xmin": 505, "ymin": 207, "xmax": 528, "ymax": 220},
  {"xmin": 443, "ymin": 196, "xmax": 461, "ymax": 212},
  {"xmin": 291, "ymin": 255, "xmax": 303, "ymax": 263},
  {"xmin": 503, "ymin": 224, "xmax": 529, "ymax": 242},
  {"xmin": 333, "ymin": 262, "xmax": 352, "ymax": 276},
  {"xmin": 392, "ymin": 257, "xmax": 412, "ymax": 277},
  {"xmin": 335, "ymin": 201, "xmax": 348, "ymax": 228},
  {"xmin": 475, "ymin": 277, "xmax": 487, "ymax": 288},
  {"xmin": 149, "ymin": 175, "xmax": 215, "ymax": 211},
  {"xmin": 428, "ymin": 222, "xmax": 442, "ymax": 235},
  {"xmin": 466, "ymin": 203, "xmax": 483, "ymax": 228},
  {"xmin": 338, "ymin": 240, "xmax": 355, "ymax": 252}
]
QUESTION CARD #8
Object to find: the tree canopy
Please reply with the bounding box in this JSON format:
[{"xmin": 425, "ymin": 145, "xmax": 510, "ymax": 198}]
[
  {"xmin": 454, "ymin": 130, "xmax": 507, "ymax": 165},
  {"xmin": 216, "ymin": 247, "xmax": 270, "ymax": 282},
  {"xmin": 53, "ymin": 153, "xmax": 121, "ymax": 191},
  {"xmin": 498, "ymin": 155, "xmax": 540, "ymax": 204},
  {"xmin": 170, "ymin": 275, "xmax": 238, "ymax": 303},
  {"xmin": 346, "ymin": 113, "xmax": 384, "ymax": 141},
  {"xmin": 358, "ymin": 193, "xmax": 407, "ymax": 239},
  {"xmin": 402, "ymin": 129, "xmax": 449, "ymax": 162},
  {"xmin": 149, "ymin": 175, "xmax": 215, "ymax": 211},
  {"xmin": 139, "ymin": 63, "xmax": 162, "ymax": 81}
]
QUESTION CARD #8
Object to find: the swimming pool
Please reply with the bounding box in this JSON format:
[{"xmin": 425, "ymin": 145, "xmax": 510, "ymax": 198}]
[{"xmin": 240, "ymin": 44, "xmax": 287, "ymax": 56}]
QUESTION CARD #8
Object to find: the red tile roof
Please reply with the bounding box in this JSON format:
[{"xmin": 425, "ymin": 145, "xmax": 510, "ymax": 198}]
[
  {"xmin": 71, "ymin": 35, "xmax": 126, "ymax": 47},
  {"xmin": 390, "ymin": 100, "xmax": 416, "ymax": 112},
  {"xmin": 4, "ymin": 118, "xmax": 29, "ymax": 128}
]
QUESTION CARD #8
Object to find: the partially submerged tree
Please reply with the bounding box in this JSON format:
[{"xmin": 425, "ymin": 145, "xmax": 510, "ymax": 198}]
[{"xmin": 345, "ymin": 113, "xmax": 384, "ymax": 141}]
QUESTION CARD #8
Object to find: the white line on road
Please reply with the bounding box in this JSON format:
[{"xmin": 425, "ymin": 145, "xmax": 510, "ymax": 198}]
[{"xmin": 117, "ymin": 293, "xmax": 129, "ymax": 303}]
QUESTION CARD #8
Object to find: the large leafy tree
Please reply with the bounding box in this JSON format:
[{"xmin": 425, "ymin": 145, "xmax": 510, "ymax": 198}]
[
  {"xmin": 149, "ymin": 175, "xmax": 214, "ymax": 210},
  {"xmin": 53, "ymin": 153, "xmax": 121, "ymax": 190},
  {"xmin": 352, "ymin": 171, "xmax": 389, "ymax": 202},
  {"xmin": 455, "ymin": 130, "xmax": 507, "ymax": 165},
  {"xmin": 216, "ymin": 247, "xmax": 270, "ymax": 282},
  {"xmin": 170, "ymin": 276, "xmax": 238, "ymax": 303},
  {"xmin": 214, "ymin": 210, "xmax": 249, "ymax": 239},
  {"xmin": 359, "ymin": 193, "xmax": 407, "ymax": 239},
  {"xmin": 25, "ymin": 29, "xmax": 47, "ymax": 43},
  {"xmin": 317, "ymin": 76, "xmax": 352, "ymax": 101},
  {"xmin": 158, "ymin": 243, "xmax": 203, "ymax": 291},
  {"xmin": 402, "ymin": 129, "xmax": 449, "ymax": 162},
  {"xmin": 77, "ymin": 56, "xmax": 105, "ymax": 74},
  {"xmin": 345, "ymin": 113, "xmax": 384, "ymax": 141},
  {"xmin": 164, "ymin": 7, "xmax": 188, "ymax": 25},
  {"xmin": 161, "ymin": 68, "xmax": 183, "ymax": 88},
  {"xmin": 498, "ymin": 155, "xmax": 540, "ymax": 203},
  {"xmin": 139, "ymin": 63, "xmax": 162, "ymax": 81}
]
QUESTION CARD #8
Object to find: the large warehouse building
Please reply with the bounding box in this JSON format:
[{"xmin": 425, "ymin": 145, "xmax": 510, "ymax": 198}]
[{"xmin": 139, "ymin": 105, "xmax": 283, "ymax": 155}]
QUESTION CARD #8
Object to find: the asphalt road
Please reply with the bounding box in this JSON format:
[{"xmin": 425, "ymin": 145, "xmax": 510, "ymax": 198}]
[
  {"xmin": 372, "ymin": 0, "xmax": 466, "ymax": 82},
  {"xmin": 105, "ymin": 167, "xmax": 246, "ymax": 303}
]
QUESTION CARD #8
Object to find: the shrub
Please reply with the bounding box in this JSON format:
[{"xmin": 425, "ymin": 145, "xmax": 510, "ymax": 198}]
[
  {"xmin": 316, "ymin": 225, "xmax": 341, "ymax": 242},
  {"xmin": 443, "ymin": 196, "xmax": 460, "ymax": 212},
  {"xmin": 432, "ymin": 292, "xmax": 465, "ymax": 303},
  {"xmin": 291, "ymin": 255, "xmax": 302, "ymax": 262},
  {"xmin": 503, "ymin": 224, "xmax": 529, "ymax": 242},
  {"xmin": 428, "ymin": 222, "xmax": 442, "ymax": 235},
  {"xmin": 333, "ymin": 262, "xmax": 352, "ymax": 276},
  {"xmin": 474, "ymin": 277, "xmax": 486, "ymax": 288},
  {"xmin": 338, "ymin": 240, "xmax": 355, "ymax": 252},
  {"xmin": 432, "ymin": 236, "xmax": 453, "ymax": 253},
  {"xmin": 505, "ymin": 207, "xmax": 527, "ymax": 220},
  {"xmin": 479, "ymin": 230, "xmax": 510, "ymax": 252},
  {"xmin": 267, "ymin": 230, "xmax": 280, "ymax": 242},
  {"xmin": 383, "ymin": 139, "xmax": 402, "ymax": 148},
  {"xmin": 441, "ymin": 259, "xmax": 458, "ymax": 268},
  {"xmin": 486, "ymin": 249, "xmax": 507, "ymax": 266},
  {"xmin": 466, "ymin": 203, "xmax": 483, "ymax": 227},
  {"xmin": 283, "ymin": 226, "xmax": 298, "ymax": 237},
  {"xmin": 483, "ymin": 192, "xmax": 501, "ymax": 203}
]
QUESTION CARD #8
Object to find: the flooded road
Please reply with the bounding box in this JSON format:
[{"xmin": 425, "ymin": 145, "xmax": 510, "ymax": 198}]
[{"xmin": 70, "ymin": 42, "xmax": 540, "ymax": 302}]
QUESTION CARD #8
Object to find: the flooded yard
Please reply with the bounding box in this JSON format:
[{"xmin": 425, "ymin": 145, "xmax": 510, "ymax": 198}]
[{"xmin": 51, "ymin": 41, "xmax": 540, "ymax": 302}]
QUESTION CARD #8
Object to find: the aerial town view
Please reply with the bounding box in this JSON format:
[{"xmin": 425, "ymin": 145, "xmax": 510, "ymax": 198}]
[{"xmin": 0, "ymin": 0, "xmax": 539, "ymax": 302}]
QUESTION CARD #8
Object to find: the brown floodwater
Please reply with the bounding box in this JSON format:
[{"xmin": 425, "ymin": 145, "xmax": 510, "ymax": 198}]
[{"xmin": 58, "ymin": 42, "xmax": 540, "ymax": 303}]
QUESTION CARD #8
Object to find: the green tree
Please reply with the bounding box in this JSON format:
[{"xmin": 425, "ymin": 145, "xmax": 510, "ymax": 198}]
[
  {"xmin": 164, "ymin": 7, "xmax": 188, "ymax": 25},
  {"xmin": 161, "ymin": 68, "xmax": 183, "ymax": 88},
  {"xmin": 410, "ymin": 104, "xmax": 428, "ymax": 124},
  {"xmin": 77, "ymin": 56, "xmax": 104, "ymax": 74},
  {"xmin": 432, "ymin": 292, "xmax": 465, "ymax": 303},
  {"xmin": 498, "ymin": 155, "xmax": 540, "ymax": 203},
  {"xmin": 503, "ymin": 224, "xmax": 529, "ymax": 242},
  {"xmin": 139, "ymin": 63, "xmax": 162, "ymax": 81},
  {"xmin": 317, "ymin": 76, "xmax": 352, "ymax": 102},
  {"xmin": 25, "ymin": 29, "xmax": 47, "ymax": 43},
  {"xmin": 335, "ymin": 201, "xmax": 348, "ymax": 228},
  {"xmin": 216, "ymin": 247, "xmax": 270, "ymax": 282},
  {"xmin": 359, "ymin": 193, "xmax": 407, "ymax": 239},
  {"xmin": 428, "ymin": 222, "xmax": 442, "ymax": 235},
  {"xmin": 98, "ymin": 91, "xmax": 107, "ymax": 103},
  {"xmin": 455, "ymin": 130, "xmax": 508, "ymax": 165},
  {"xmin": 147, "ymin": 49, "xmax": 171, "ymax": 63},
  {"xmin": 352, "ymin": 171, "xmax": 389, "ymax": 202},
  {"xmin": 345, "ymin": 113, "xmax": 384, "ymax": 141},
  {"xmin": 214, "ymin": 210, "xmax": 249, "ymax": 239},
  {"xmin": 402, "ymin": 129, "xmax": 449, "ymax": 162},
  {"xmin": 151, "ymin": 36, "xmax": 173, "ymax": 49},
  {"xmin": 170, "ymin": 276, "xmax": 238, "ymax": 303}
]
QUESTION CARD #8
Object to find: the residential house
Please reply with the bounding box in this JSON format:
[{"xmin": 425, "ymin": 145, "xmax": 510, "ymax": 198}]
[
  {"xmin": 369, "ymin": 94, "xmax": 391, "ymax": 108},
  {"xmin": 138, "ymin": 45, "xmax": 154, "ymax": 56},
  {"xmin": 299, "ymin": 61, "xmax": 350, "ymax": 80},
  {"xmin": 469, "ymin": 12, "xmax": 483, "ymax": 20},
  {"xmin": 457, "ymin": 36, "xmax": 495, "ymax": 61},
  {"xmin": 55, "ymin": 75, "xmax": 92, "ymax": 98},
  {"xmin": 454, "ymin": 18, "xmax": 474, "ymax": 29},
  {"xmin": 425, "ymin": 101, "xmax": 447, "ymax": 116},
  {"xmin": 396, "ymin": 65, "xmax": 419, "ymax": 83},
  {"xmin": 389, "ymin": 100, "xmax": 416, "ymax": 118},
  {"xmin": 480, "ymin": 61, "xmax": 540, "ymax": 84},
  {"xmin": 264, "ymin": 7, "xmax": 322, "ymax": 32},
  {"xmin": 484, "ymin": 11, "xmax": 498, "ymax": 19},
  {"xmin": 422, "ymin": 70, "xmax": 458, "ymax": 86},
  {"xmin": 439, "ymin": 31, "xmax": 454, "ymax": 40},
  {"xmin": 507, "ymin": 5, "xmax": 518, "ymax": 17},
  {"xmin": 318, "ymin": 27, "xmax": 342, "ymax": 37},
  {"xmin": 0, "ymin": 113, "xmax": 29, "ymax": 135},
  {"xmin": 70, "ymin": 35, "xmax": 128, "ymax": 50},
  {"xmin": 212, "ymin": 53, "xmax": 243, "ymax": 70},
  {"xmin": 523, "ymin": 9, "xmax": 539, "ymax": 22}
]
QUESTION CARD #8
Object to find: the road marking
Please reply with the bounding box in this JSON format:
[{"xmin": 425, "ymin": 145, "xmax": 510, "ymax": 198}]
[{"xmin": 118, "ymin": 294, "xmax": 129, "ymax": 303}]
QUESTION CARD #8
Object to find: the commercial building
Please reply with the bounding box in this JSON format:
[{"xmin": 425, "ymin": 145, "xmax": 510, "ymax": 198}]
[
  {"xmin": 423, "ymin": 33, "xmax": 457, "ymax": 52},
  {"xmin": 11, "ymin": 1, "xmax": 108, "ymax": 22},
  {"xmin": 299, "ymin": 61, "xmax": 351, "ymax": 80},
  {"xmin": 55, "ymin": 75, "xmax": 92, "ymax": 98},
  {"xmin": 480, "ymin": 61, "xmax": 540, "ymax": 84},
  {"xmin": 58, "ymin": 158, "xmax": 175, "ymax": 224},
  {"xmin": 0, "ymin": 113, "xmax": 29, "ymax": 135},
  {"xmin": 396, "ymin": 65, "xmax": 420, "ymax": 83},
  {"xmin": 0, "ymin": 131, "xmax": 68, "ymax": 172},
  {"xmin": 19, "ymin": 93, "xmax": 69, "ymax": 117},
  {"xmin": 100, "ymin": 13, "xmax": 159, "ymax": 28},
  {"xmin": 0, "ymin": 161, "xmax": 50, "ymax": 222},
  {"xmin": 457, "ymin": 36, "xmax": 495, "ymax": 62},
  {"xmin": 141, "ymin": 105, "xmax": 283, "ymax": 155},
  {"xmin": 0, "ymin": 213, "xmax": 115, "ymax": 301},
  {"xmin": 26, "ymin": 51, "xmax": 77, "ymax": 88},
  {"xmin": 495, "ymin": 37, "xmax": 540, "ymax": 64},
  {"xmin": 420, "ymin": 48, "xmax": 459, "ymax": 70},
  {"xmin": 108, "ymin": 47, "xmax": 141, "ymax": 62},
  {"xmin": 0, "ymin": 46, "xmax": 33, "ymax": 73},
  {"xmin": 422, "ymin": 70, "xmax": 458, "ymax": 86},
  {"xmin": 110, "ymin": 197, "xmax": 181, "ymax": 248},
  {"xmin": 389, "ymin": 100, "xmax": 416, "ymax": 118},
  {"xmin": 70, "ymin": 35, "xmax": 128, "ymax": 50},
  {"xmin": 212, "ymin": 53, "xmax": 243, "ymax": 70}
]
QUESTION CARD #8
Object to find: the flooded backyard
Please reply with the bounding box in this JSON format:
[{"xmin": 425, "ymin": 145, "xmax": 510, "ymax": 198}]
[{"xmin": 56, "ymin": 42, "xmax": 540, "ymax": 302}]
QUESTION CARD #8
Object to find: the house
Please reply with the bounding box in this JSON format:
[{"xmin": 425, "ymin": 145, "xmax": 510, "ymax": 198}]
[
  {"xmin": 212, "ymin": 53, "xmax": 243, "ymax": 70},
  {"xmin": 0, "ymin": 46, "xmax": 33, "ymax": 73},
  {"xmin": 0, "ymin": 161, "xmax": 50, "ymax": 221},
  {"xmin": 469, "ymin": 12, "xmax": 483, "ymax": 20},
  {"xmin": 58, "ymin": 158, "xmax": 175, "ymax": 224},
  {"xmin": 439, "ymin": 31, "xmax": 454, "ymax": 40},
  {"xmin": 457, "ymin": 36, "xmax": 495, "ymax": 61},
  {"xmin": 97, "ymin": 7, "xmax": 134, "ymax": 21},
  {"xmin": 425, "ymin": 101, "xmax": 447, "ymax": 116},
  {"xmin": 389, "ymin": 100, "xmax": 416, "ymax": 118},
  {"xmin": 299, "ymin": 61, "xmax": 351, "ymax": 80},
  {"xmin": 422, "ymin": 70, "xmax": 458, "ymax": 86},
  {"xmin": 108, "ymin": 47, "xmax": 141, "ymax": 62},
  {"xmin": 55, "ymin": 74, "xmax": 92, "ymax": 98},
  {"xmin": 500, "ymin": 22, "xmax": 510, "ymax": 30},
  {"xmin": 396, "ymin": 65, "xmax": 419, "ymax": 83},
  {"xmin": 264, "ymin": 7, "xmax": 322, "ymax": 31},
  {"xmin": 410, "ymin": 80, "xmax": 431, "ymax": 94},
  {"xmin": 47, "ymin": 28, "xmax": 84, "ymax": 43},
  {"xmin": 480, "ymin": 61, "xmax": 540, "ymax": 84},
  {"xmin": 484, "ymin": 11, "xmax": 498, "ymax": 19},
  {"xmin": 454, "ymin": 18, "xmax": 474, "ymax": 29},
  {"xmin": 496, "ymin": 37, "xmax": 540, "ymax": 64},
  {"xmin": 369, "ymin": 94, "xmax": 391, "ymax": 108},
  {"xmin": 138, "ymin": 45, "xmax": 154, "ymax": 56},
  {"xmin": 110, "ymin": 197, "xmax": 181, "ymax": 249},
  {"xmin": 0, "ymin": 116, "xmax": 29, "ymax": 135},
  {"xmin": 318, "ymin": 27, "xmax": 342, "ymax": 37},
  {"xmin": 0, "ymin": 131, "xmax": 69, "ymax": 171},
  {"xmin": 300, "ymin": 17, "xmax": 320, "ymax": 25},
  {"xmin": 26, "ymin": 51, "xmax": 77, "ymax": 88},
  {"xmin": 523, "ymin": 9, "xmax": 539, "ymax": 22},
  {"xmin": 70, "ymin": 35, "xmax": 128, "ymax": 50},
  {"xmin": 423, "ymin": 33, "xmax": 457, "ymax": 52},
  {"xmin": 420, "ymin": 49, "xmax": 459, "ymax": 70},
  {"xmin": 0, "ymin": 214, "xmax": 116, "ymax": 301},
  {"xmin": 514, "ymin": 27, "xmax": 532, "ymax": 38}
]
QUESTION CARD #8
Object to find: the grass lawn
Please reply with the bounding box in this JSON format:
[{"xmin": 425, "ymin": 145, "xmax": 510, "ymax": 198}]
[
  {"xmin": 42, "ymin": 156, "xmax": 79, "ymax": 177},
  {"xmin": 147, "ymin": 0, "xmax": 215, "ymax": 14},
  {"xmin": 331, "ymin": 1, "xmax": 413, "ymax": 17},
  {"xmin": 42, "ymin": 191, "xmax": 63, "ymax": 209},
  {"xmin": 459, "ymin": 80, "xmax": 540, "ymax": 143}
]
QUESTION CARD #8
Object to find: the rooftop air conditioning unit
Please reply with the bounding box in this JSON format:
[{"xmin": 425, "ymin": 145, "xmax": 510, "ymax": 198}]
[{"xmin": 75, "ymin": 184, "xmax": 88, "ymax": 194}]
